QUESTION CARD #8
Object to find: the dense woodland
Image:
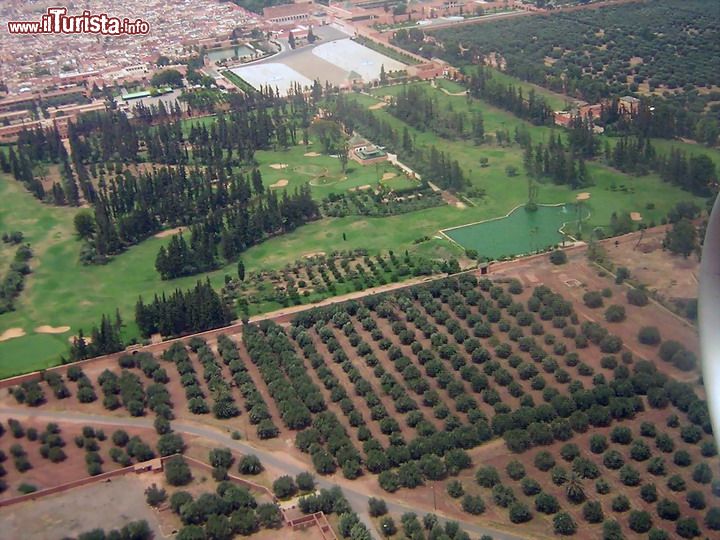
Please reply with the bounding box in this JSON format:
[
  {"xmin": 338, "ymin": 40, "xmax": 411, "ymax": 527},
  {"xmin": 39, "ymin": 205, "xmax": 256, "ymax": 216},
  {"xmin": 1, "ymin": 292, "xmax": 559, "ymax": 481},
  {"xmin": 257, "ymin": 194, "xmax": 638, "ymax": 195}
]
[
  {"xmin": 393, "ymin": 0, "xmax": 720, "ymax": 145},
  {"xmin": 5, "ymin": 90, "xmax": 321, "ymax": 277},
  {"xmin": 135, "ymin": 279, "xmax": 234, "ymax": 338},
  {"xmin": 0, "ymin": 237, "xmax": 32, "ymax": 315},
  {"xmin": 467, "ymin": 68, "xmax": 555, "ymax": 127}
]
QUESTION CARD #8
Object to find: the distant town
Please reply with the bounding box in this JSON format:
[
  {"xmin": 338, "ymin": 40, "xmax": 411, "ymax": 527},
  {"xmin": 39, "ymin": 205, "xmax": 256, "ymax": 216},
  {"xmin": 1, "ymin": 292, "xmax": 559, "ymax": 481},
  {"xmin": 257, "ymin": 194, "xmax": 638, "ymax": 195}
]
[{"xmin": 0, "ymin": 0, "xmax": 534, "ymax": 142}]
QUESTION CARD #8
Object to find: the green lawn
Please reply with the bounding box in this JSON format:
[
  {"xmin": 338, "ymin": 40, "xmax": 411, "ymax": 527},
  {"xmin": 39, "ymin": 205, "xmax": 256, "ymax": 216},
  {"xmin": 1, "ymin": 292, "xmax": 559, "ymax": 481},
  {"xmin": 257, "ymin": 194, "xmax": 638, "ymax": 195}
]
[
  {"xmin": 251, "ymin": 145, "xmax": 410, "ymax": 200},
  {"xmin": 0, "ymin": 82, "xmax": 710, "ymax": 377},
  {"xmin": 360, "ymin": 83, "xmax": 705, "ymax": 231}
]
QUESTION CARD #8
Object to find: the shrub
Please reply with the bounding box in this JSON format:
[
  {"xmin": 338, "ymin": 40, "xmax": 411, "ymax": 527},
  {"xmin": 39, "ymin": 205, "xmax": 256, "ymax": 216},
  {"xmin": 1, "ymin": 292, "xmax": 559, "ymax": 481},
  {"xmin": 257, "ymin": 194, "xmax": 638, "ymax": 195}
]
[
  {"xmin": 657, "ymin": 498, "xmax": 681, "ymax": 521},
  {"xmin": 18, "ymin": 483, "xmax": 37, "ymax": 494},
  {"xmin": 492, "ymin": 484, "xmax": 516, "ymax": 507},
  {"xmin": 506, "ymin": 460, "xmax": 526, "ymax": 480},
  {"xmin": 583, "ymin": 501, "xmax": 604, "ymax": 523},
  {"xmin": 508, "ymin": 502, "xmax": 532, "ymax": 524},
  {"xmin": 705, "ymin": 507, "xmax": 720, "ymax": 530},
  {"xmin": 447, "ymin": 480, "xmax": 464, "ymax": 498},
  {"xmin": 602, "ymin": 520, "xmax": 623, "ymax": 540},
  {"xmin": 560, "ymin": 443, "xmax": 580, "ymax": 462},
  {"xmin": 595, "ymin": 478, "xmax": 611, "ymax": 495},
  {"xmin": 603, "ymin": 450, "xmax": 624, "ymax": 470},
  {"xmin": 674, "ymin": 450, "xmax": 692, "ymax": 467},
  {"xmin": 627, "ymin": 289, "xmax": 649, "ymax": 306},
  {"xmin": 368, "ymin": 497, "xmax": 388, "ymax": 517},
  {"xmin": 583, "ymin": 292, "xmax": 603, "ymax": 308},
  {"xmin": 686, "ymin": 490, "xmax": 706, "ymax": 510},
  {"xmin": 551, "ymin": 466, "xmax": 568, "ymax": 486},
  {"xmin": 646, "ymin": 457, "xmax": 666, "ymax": 476},
  {"xmin": 165, "ymin": 456, "xmax": 192, "ymax": 486},
  {"xmin": 667, "ymin": 474, "xmax": 687, "ymax": 492},
  {"xmin": 534, "ymin": 451, "xmax": 555, "ymax": 472},
  {"xmin": 589, "ymin": 435, "xmax": 608, "ymax": 454},
  {"xmin": 659, "ymin": 340, "xmax": 683, "ymax": 362},
  {"xmin": 462, "ymin": 495, "xmax": 486, "ymax": 515},
  {"xmin": 638, "ymin": 326, "xmax": 661, "ymax": 345},
  {"xmin": 619, "ymin": 465, "xmax": 640, "ymax": 486},
  {"xmin": 611, "ymin": 495, "xmax": 630, "ymax": 512},
  {"xmin": 628, "ymin": 510, "xmax": 653, "ymax": 533},
  {"xmin": 535, "ymin": 492, "xmax": 560, "ymax": 514},
  {"xmin": 692, "ymin": 463, "xmax": 713, "ymax": 484},
  {"xmin": 378, "ymin": 471, "xmax": 400, "ymax": 492},
  {"xmin": 145, "ymin": 484, "xmax": 167, "ymax": 507},
  {"xmin": 630, "ymin": 440, "xmax": 651, "ymax": 461},
  {"xmin": 272, "ymin": 475, "xmax": 298, "ymax": 499},
  {"xmin": 476, "ymin": 466, "xmax": 500, "ymax": 487},
  {"xmin": 604, "ymin": 305, "xmax": 626, "ymax": 323},
  {"xmin": 640, "ymin": 483, "xmax": 658, "ymax": 503},
  {"xmin": 238, "ymin": 455, "xmax": 263, "ymax": 475},
  {"xmin": 521, "ymin": 478, "xmax": 541, "ymax": 496},
  {"xmin": 610, "ymin": 426, "xmax": 632, "ymax": 444},
  {"xmin": 676, "ymin": 517, "xmax": 700, "ymax": 539},
  {"xmin": 552, "ymin": 512, "xmax": 576, "ymax": 536},
  {"xmin": 550, "ymin": 250, "xmax": 568, "ymax": 265}
]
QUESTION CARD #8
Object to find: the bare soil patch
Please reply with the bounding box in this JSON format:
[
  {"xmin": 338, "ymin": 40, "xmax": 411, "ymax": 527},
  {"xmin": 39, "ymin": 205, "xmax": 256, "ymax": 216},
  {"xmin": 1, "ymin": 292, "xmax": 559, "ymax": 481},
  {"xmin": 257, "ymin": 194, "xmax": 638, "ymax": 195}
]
[
  {"xmin": 303, "ymin": 251, "xmax": 326, "ymax": 258},
  {"xmin": 0, "ymin": 475, "xmax": 163, "ymax": 539},
  {"xmin": 35, "ymin": 325, "xmax": 71, "ymax": 334},
  {"xmin": 603, "ymin": 226, "xmax": 698, "ymax": 301},
  {"xmin": 0, "ymin": 328, "xmax": 25, "ymax": 342}
]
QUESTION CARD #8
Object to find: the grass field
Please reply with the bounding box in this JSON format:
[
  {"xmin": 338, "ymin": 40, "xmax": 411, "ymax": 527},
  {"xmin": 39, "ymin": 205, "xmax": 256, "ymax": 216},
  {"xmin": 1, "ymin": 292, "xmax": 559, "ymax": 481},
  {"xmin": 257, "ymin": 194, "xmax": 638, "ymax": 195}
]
[
  {"xmin": 251, "ymin": 145, "xmax": 407, "ymax": 199},
  {"xmin": 0, "ymin": 81, "xmax": 710, "ymax": 377},
  {"xmin": 362, "ymin": 83, "xmax": 705, "ymax": 230}
]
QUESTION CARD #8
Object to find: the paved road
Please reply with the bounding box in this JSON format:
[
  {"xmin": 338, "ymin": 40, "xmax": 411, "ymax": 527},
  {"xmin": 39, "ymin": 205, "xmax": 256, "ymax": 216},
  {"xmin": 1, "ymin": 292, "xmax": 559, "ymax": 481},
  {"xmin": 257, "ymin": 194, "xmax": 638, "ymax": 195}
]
[{"xmin": 0, "ymin": 407, "xmax": 528, "ymax": 540}]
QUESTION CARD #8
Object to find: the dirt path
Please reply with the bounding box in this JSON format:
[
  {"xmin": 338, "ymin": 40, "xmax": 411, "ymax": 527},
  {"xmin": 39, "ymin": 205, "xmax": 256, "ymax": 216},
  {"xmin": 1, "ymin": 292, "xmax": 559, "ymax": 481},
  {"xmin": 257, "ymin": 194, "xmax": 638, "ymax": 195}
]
[
  {"xmin": 303, "ymin": 330, "xmax": 388, "ymax": 448},
  {"xmin": 0, "ymin": 406, "xmax": 529, "ymax": 540},
  {"xmin": 377, "ymin": 312, "xmax": 475, "ymax": 425},
  {"xmin": 351, "ymin": 318, "xmax": 445, "ymax": 436},
  {"xmin": 328, "ymin": 328, "xmax": 395, "ymax": 446},
  {"xmin": 231, "ymin": 335, "xmax": 288, "ymax": 437}
]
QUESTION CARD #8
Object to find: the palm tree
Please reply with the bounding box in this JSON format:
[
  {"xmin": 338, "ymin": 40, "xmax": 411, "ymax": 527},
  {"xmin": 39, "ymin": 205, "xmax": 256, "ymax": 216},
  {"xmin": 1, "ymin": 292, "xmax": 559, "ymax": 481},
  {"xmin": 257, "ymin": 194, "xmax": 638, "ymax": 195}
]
[{"xmin": 565, "ymin": 472, "xmax": 586, "ymax": 504}]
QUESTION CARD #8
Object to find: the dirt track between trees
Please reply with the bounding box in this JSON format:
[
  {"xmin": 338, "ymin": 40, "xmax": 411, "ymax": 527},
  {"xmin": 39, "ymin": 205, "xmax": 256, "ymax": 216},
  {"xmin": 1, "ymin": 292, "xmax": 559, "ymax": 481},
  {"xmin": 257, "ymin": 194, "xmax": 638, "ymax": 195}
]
[{"xmin": 0, "ymin": 406, "xmax": 528, "ymax": 540}]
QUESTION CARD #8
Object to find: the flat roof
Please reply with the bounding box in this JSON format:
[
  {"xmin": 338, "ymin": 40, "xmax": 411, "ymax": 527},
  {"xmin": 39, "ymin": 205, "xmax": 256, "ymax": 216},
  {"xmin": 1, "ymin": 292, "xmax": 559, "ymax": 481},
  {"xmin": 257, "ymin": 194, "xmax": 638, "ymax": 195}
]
[{"xmin": 122, "ymin": 91, "xmax": 151, "ymax": 100}]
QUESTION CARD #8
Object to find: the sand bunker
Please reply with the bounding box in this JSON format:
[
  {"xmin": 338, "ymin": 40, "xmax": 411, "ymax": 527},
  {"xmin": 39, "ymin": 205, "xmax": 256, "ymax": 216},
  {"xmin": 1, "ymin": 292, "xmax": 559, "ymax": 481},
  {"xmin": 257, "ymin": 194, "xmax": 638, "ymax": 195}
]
[
  {"xmin": 368, "ymin": 102, "xmax": 388, "ymax": 110},
  {"xmin": 155, "ymin": 226, "xmax": 184, "ymax": 238},
  {"xmin": 269, "ymin": 163, "xmax": 288, "ymax": 170},
  {"xmin": 0, "ymin": 328, "xmax": 25, "ymax": 342},
  {"xmin": 630, "ymin": 212, "xmax": 643, "ymax": 222},
  {"xmin": 381, "ymin": 172, "xmax": 397, "ymax": 181},
  {"xmin": 270, "ymin": 179, "xmax": 289, "ymax": 189},
  {"xmin": 35, "ymin": 325, "xmax": 71, "ymax": 334},
  {"xmin": 455, "ymin": 201, "xmax": 467, "ymax": 209},
  {"xmin": 304, "ymin": 152, "xmax": 321, "ymax": 157}
]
